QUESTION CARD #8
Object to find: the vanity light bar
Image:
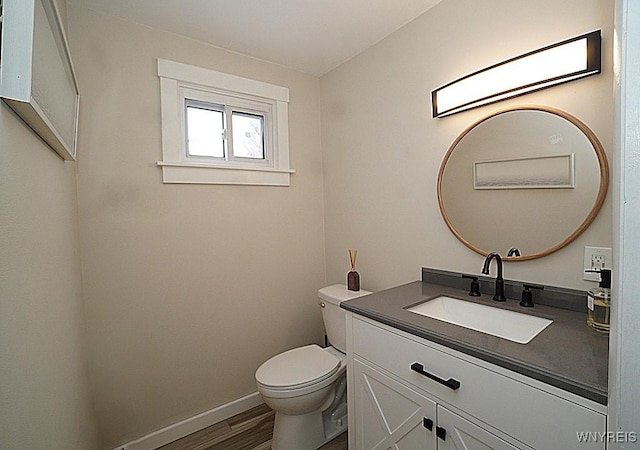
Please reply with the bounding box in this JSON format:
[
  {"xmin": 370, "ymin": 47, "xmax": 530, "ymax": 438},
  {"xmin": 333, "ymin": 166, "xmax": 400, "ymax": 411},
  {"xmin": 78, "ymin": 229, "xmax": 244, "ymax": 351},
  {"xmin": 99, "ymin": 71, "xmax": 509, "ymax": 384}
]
[{"xmin": 432, "ymin": 30, "xmax": 601, "ymax": 118}]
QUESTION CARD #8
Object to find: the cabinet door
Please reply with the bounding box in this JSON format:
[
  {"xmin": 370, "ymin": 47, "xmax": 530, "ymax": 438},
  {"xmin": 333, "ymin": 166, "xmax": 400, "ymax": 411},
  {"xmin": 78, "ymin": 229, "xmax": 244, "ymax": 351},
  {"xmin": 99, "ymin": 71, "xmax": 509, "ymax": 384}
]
[
  {"xmin": 436, "ymin": 405, "xmax": 530, "ymax": 450},
  {"xmin": 353, "ymin": 358, "xmax": 437, "ymax": 450}
]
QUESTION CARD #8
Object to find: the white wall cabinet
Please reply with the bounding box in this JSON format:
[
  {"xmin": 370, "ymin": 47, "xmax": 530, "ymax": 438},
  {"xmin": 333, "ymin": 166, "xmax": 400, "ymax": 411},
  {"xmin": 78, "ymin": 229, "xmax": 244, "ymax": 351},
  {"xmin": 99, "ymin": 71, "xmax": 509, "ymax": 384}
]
[
  {"xmin": 347, "ymin": 314, "xmax": 607, "ymax": 450},
  {"xmin": 0, "ymin": 0, "xmax": 79, "ymax": 160}
]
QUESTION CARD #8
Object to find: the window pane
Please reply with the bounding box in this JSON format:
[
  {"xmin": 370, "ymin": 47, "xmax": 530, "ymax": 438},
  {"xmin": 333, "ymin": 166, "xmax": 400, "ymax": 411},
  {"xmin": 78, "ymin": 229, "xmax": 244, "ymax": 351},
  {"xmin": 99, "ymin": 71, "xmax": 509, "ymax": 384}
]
[
  {"xmin": 232, "ymin": 112, "xmax": 264, "ymax": 159},
  {"xmin": 186, "ymin": 105, "xmax": 224, "ymax": 158}
]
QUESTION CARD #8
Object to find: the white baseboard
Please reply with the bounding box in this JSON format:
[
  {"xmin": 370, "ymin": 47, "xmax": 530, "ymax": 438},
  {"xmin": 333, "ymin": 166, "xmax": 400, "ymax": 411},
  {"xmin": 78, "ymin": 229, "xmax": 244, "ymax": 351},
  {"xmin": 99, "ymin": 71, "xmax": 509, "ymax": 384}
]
[{"xmin": 115, "ymin": 392, "xmax": 264, "ymax": 450}]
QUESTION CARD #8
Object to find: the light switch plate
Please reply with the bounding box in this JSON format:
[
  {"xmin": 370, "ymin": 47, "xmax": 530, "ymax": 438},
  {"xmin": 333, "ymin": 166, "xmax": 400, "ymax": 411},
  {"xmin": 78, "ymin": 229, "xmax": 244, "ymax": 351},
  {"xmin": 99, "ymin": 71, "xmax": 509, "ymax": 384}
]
[{"xmin": 583, "ymin": 246, "xmax": 612, "ymax": 281}]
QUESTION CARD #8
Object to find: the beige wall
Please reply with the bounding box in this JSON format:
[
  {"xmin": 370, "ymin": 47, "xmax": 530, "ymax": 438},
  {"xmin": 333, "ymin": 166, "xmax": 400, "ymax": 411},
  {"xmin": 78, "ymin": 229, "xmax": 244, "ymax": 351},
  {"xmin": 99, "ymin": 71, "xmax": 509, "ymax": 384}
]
[
  {"xmin": 0, "ymin": 0, "xmax": 101, "ymax": 447},
  {"xmin": 321, "ymin": 0, "xmax": 614, "ymax": 292},
  {"xmin": 67, "ymin": 5, "xmax": 326, "ymax": 447},
  {"xmin": 0, "ymin": 92, "xmax": 101, "ymax": 449}
]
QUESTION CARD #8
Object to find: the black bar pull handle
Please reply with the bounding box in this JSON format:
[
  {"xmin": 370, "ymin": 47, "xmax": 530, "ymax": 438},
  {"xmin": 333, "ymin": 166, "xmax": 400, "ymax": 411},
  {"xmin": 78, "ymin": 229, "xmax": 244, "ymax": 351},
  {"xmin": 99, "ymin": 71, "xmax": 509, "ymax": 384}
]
[
  {"xmin": 410, "ymin": 362, "xmax": 461, "ymax": 390},
  {"xmin": 423, "ymin": 417, "xmax": 434, "ymax": 431},
  {"xmin": 436, "ymin": 426, "xmax": 447, "ymax": 441}
]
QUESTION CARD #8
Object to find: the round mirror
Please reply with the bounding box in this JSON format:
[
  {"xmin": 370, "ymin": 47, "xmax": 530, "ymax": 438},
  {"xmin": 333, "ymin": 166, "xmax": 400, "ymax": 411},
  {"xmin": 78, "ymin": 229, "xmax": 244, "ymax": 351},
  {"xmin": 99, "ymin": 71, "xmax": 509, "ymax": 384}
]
[{"xmin": 437, "ymin": 106, "xmax": 609, "ymax": 261}]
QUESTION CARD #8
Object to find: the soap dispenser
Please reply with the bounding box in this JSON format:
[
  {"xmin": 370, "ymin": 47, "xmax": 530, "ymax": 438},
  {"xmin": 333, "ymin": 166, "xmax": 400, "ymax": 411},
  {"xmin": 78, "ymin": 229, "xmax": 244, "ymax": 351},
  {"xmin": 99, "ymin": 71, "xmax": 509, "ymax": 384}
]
[{"xmin": 587, "ymin": 269, "xmax": 611, "ymax": 333}]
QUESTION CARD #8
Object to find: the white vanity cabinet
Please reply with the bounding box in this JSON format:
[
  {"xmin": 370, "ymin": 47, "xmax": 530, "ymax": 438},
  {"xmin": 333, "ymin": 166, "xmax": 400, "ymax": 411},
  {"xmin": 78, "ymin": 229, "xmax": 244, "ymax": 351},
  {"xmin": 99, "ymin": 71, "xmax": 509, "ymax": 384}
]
[{"xmin": 347, "ymin": 314, "xmax": 607, "ymax": 450}]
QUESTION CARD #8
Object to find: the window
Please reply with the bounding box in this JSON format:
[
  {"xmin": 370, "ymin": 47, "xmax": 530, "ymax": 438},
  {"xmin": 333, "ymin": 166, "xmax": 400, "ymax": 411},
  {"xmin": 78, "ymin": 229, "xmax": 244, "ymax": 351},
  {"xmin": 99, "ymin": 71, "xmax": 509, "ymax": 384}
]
[
  {"xmin": 157, "ymin": 58, "xmax": 293, "ymax": 185},
  {"xmin": 185, "ymin": 100, "xmax": 225, "ymax": 158},
  {"xmin": 184, "ymin": 98, "xmax": 266, "ymax": 161},
  {"xmin": 230, "ymin": 111, "xmax": 265, "ymax": 159}
]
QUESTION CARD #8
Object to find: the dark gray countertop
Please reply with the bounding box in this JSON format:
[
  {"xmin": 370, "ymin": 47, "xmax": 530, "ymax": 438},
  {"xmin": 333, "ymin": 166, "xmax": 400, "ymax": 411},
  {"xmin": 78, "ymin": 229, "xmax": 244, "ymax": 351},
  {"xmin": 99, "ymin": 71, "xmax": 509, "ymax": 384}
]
[{"xmin": 341, "ymin": 276, "xmax": 609, "ymax": 405}]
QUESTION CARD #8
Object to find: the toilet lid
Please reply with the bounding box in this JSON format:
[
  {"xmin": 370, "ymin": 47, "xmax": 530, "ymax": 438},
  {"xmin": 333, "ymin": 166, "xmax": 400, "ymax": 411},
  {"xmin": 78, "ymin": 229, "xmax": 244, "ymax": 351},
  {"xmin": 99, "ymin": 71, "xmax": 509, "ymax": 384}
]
[{"xmin": 255, "ymin": 345, "xmax": 341, "ymax": 389}]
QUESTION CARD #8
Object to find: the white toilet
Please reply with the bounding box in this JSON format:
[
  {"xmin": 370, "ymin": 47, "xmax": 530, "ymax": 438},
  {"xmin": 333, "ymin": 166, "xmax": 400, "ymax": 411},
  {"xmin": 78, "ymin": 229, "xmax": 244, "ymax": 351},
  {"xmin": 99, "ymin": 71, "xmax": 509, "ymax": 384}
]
[{"xmin": 255, "ymin": 284, "xmax": 371, "ymax": 450}]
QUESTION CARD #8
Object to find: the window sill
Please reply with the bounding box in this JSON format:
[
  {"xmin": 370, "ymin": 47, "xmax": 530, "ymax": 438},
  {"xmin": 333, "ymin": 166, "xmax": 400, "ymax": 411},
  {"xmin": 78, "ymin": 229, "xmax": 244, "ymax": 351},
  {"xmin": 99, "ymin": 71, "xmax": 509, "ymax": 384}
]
[{"xmin": 157, "ymin": 161, "xmax": 295, "ymax": 186}]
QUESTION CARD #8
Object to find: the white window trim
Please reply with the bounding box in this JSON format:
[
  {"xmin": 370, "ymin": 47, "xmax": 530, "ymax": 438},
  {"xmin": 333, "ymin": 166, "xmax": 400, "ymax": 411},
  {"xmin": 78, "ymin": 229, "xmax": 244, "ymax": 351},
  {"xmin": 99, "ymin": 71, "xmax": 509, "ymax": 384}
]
[{"xmin": 157, "ymin": 58, "xmax": 294, "ymax": 186}]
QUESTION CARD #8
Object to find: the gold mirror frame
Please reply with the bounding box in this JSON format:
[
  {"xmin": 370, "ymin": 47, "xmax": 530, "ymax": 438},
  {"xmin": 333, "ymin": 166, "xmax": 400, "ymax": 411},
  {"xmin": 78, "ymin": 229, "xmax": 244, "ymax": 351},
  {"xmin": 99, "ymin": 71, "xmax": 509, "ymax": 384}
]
[{"xmin": 437, "ymin": 105, "xmax": 609, "ymax": 261}]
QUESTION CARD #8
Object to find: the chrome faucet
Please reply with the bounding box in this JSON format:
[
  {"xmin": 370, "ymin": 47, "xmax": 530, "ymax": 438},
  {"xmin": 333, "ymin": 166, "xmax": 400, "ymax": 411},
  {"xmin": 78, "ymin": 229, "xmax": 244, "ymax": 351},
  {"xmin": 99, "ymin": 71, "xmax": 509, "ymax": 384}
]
[{"xmin": 482, "ymin": 252, "xmax": 506, "ymax": 302}]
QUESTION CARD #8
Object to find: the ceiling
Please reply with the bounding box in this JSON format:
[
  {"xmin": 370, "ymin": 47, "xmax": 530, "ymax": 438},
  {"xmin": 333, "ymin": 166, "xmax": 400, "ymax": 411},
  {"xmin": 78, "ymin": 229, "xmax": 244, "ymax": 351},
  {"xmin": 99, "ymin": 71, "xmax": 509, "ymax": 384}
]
[{"xmin": 69, "ymin": 0, "xmax": 443, "ymax": 76}]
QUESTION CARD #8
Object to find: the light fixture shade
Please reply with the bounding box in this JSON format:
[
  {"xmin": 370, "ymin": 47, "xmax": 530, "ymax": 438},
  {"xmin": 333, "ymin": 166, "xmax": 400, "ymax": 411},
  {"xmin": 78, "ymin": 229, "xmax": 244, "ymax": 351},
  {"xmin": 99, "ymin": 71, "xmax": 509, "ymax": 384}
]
[{"xmin": 432, "ymin": 30, "xmax": 601, "ymax": 118}]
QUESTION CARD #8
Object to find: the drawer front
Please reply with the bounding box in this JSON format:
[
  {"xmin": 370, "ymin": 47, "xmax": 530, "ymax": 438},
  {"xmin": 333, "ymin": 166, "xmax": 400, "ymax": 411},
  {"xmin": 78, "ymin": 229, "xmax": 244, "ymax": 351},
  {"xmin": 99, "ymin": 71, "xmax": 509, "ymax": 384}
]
[{"xmin": 352, "ymin": 317, "xmax": 606, "ymax": 450}]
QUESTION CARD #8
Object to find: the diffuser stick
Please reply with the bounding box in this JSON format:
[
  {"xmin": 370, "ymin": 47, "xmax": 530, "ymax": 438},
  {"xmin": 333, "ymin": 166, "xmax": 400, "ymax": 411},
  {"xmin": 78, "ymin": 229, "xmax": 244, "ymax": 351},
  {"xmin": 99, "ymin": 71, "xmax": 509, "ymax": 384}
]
[{"xmin": 349, "ymin": 249, "xmax": 358, "ymax": 270}]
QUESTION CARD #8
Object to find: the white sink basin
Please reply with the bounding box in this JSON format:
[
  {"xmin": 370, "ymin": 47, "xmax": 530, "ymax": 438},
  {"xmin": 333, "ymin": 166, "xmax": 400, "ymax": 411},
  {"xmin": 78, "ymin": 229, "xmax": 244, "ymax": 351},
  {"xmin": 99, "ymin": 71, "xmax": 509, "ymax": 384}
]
[{"xmin": 406, "ymin": 296, "xmax": 552, "ymax": 344}]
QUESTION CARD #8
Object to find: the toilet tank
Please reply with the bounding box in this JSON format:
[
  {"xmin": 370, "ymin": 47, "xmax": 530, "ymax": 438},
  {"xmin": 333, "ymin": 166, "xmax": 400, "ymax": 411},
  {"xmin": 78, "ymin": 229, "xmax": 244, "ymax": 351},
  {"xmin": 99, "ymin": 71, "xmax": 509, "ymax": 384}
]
[{"xmin": 318, "ymin": 284, "xmax": 372, "ymax": 353}]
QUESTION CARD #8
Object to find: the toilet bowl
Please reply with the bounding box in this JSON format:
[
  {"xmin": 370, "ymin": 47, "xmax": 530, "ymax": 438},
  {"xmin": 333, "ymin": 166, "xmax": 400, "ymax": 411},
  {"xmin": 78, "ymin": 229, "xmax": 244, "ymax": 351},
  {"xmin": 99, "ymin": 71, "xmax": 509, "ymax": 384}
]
[{"xmin": 255, "ymin": 285, "xmax": 371, "ymax": 450}]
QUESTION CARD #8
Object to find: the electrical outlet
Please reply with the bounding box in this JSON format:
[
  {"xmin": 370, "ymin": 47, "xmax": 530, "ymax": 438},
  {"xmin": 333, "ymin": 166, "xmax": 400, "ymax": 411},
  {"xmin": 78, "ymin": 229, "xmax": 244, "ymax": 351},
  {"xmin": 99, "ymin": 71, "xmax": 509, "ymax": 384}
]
[{"xmin": 584, "ymin": 246, "xmax": 612, "ymax": 281}]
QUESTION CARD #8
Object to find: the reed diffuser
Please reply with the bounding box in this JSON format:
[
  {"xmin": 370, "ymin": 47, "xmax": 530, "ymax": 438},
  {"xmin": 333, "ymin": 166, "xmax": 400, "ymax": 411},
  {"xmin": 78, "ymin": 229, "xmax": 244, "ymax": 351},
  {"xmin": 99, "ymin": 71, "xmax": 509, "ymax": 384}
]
[{"xmin": 347, "ymin": 249, "xmax": 360, "ymax": 292}]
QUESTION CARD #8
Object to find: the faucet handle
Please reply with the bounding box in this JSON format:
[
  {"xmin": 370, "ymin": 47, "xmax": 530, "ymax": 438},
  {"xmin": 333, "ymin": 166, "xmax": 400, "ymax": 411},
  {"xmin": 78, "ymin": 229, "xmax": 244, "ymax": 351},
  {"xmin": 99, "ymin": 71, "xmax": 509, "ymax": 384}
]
[
  {"xmin": 520, "ymin": 283, "xmax": 544, "ymax": 307},
  {"xmin": 462, "ymin": 274, "xmax": 481, "ymax": 297}
]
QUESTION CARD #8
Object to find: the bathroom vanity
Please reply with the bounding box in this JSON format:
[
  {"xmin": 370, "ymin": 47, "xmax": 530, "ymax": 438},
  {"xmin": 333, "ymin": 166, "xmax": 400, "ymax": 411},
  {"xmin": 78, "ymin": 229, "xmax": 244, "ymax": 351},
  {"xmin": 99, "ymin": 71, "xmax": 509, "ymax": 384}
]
[{"xmin": 341, "ymin": 269, "xmax": 608, "ymax": 450}]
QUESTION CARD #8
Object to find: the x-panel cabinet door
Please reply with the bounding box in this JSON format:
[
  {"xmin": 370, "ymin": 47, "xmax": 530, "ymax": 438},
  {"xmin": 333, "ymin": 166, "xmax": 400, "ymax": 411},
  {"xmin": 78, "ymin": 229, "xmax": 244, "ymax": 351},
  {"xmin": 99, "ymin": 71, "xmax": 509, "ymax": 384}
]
[
  {"xmin": 436, "ymin": 405, "xmax": 532, "ymax": 450},
  {"xmin": 353, "ymin": 358, "xmax": 437, "ymax": 450}
]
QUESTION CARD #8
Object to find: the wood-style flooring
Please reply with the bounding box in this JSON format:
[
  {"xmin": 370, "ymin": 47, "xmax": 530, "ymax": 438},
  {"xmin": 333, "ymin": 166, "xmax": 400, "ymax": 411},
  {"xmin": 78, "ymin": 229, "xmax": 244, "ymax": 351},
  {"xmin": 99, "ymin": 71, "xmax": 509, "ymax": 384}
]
[{"xmin": 157, "ymin": 403, "xmax": 348, "ymax": 450}]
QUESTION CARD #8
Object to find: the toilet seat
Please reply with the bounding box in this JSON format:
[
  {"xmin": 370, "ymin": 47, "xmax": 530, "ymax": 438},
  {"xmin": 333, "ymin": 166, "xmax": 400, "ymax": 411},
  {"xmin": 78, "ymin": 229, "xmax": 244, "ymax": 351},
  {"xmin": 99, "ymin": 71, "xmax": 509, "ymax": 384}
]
[{"xmin": 256, "ymin": 344, "xmax": 341, "ymax": 391}]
